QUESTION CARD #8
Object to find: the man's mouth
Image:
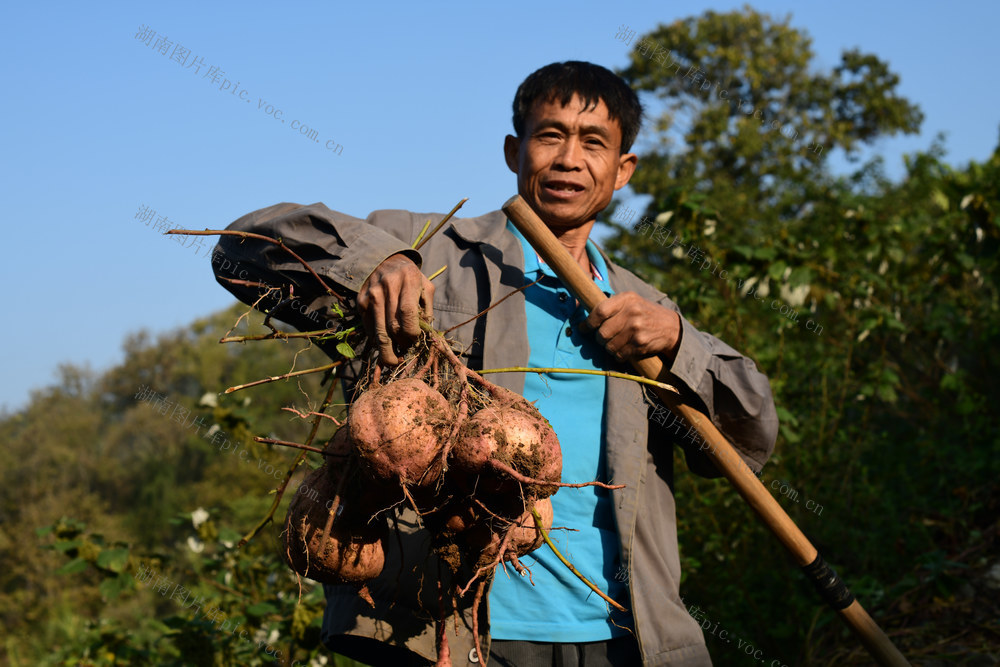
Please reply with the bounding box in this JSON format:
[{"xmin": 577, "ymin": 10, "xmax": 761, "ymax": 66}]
[{"xmin": 542, "ymin": 181, "xmax": 586, "ymax": 197}]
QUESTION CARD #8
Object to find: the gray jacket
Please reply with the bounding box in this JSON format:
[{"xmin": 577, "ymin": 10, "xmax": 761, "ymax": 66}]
[{"xmin": 213, "ymin": 202, "xmax": 779, "ymax": 666}]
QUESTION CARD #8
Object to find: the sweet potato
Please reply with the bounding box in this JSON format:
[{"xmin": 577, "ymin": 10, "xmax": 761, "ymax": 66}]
[
  {"xmin": 454, "ymin": 404, "xmax": 562, "ymax": 498},
  {"xmin": 284, "ymin": 462, "xmax": 388, "ymax": 584},
  {"xmin": 348, "ymin": 378, "xmax": 454, "ymax": 487},
  {"xmin": 508, "ymin": 497, "xmax": 553, "ymax": 557},
  {"xmin": 461, "ymin": 497, "xmax": 554, "ymax": 569}
]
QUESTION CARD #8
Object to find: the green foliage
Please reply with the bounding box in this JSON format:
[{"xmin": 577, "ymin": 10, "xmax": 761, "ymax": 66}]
[
  {"xmin": 0, "ymin": 305, "xmax": 366, "ymax": 666},
  {"xmin": 610, "ymin": 6, "xmax": 999, "ymax": 663},
  {"xmin": 2, "ymin": 8, "xmax": 998, "ymax": 665},
  {"xmin": 34, "ymin": 510, "xmax": 338, "ymax": 666}
]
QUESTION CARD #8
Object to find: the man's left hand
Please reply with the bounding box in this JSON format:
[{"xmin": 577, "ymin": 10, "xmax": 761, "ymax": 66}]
[{"xmin": 580, "ymin": 292, "xmax": 682, "ymax": 363}]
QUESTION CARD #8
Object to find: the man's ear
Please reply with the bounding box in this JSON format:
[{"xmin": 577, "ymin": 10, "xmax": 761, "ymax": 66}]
[
  {"xmin": 614, "ymin": 151, "xmax": 638, "ymax": 190},
  {"xmin": 504, "ymin": 135, "xmax": 521, "ymax": 174}
]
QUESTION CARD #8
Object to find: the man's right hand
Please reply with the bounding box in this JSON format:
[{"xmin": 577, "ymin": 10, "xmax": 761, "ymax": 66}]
[{"xmin": 356, "ymin": 253, "xmax": 435, "ymax": 365}]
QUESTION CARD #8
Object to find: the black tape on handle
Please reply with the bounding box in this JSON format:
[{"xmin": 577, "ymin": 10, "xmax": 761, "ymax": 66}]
[{"xmin": 802, "ymin": 554, "xmax": 855, "ymax": 610}]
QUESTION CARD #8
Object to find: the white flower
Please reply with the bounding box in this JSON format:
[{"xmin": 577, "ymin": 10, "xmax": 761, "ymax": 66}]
[
  {"xmin": 757, "ymin": 277, "xmax": 771, "ymax": 298},
  {"xmin": 187, "ymin": 536, "xmax": 205, "ymax": 553},
  {"xmin": 191, "ymin": 507, "xmax": 209, "ymax": 529},
  {"xmin": 779, "ymin": 283, "xmax": 810, "ymax": 308}
]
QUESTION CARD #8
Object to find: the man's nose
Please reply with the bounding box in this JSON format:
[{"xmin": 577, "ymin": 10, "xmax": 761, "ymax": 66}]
[{"xmin": 554, "ymin": 136, "xmax": 584, "ymax": 169}]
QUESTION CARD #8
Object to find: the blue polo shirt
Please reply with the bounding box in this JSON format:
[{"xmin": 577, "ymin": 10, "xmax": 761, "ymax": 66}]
[{"xmin": 488, "ymin": 220, "xmax": 631, "ymax": 642}]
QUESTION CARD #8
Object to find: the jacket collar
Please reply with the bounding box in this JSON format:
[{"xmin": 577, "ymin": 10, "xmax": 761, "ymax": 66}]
[
  {"xmin": 453, "ymin": 209, "xmax": 624, "ymax": 288},
  {"xmin": 450, "ymin": 210, "xmax": 510, "ymax": 247}
]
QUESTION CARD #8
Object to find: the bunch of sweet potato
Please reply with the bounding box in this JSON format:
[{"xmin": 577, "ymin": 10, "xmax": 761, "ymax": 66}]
[{"xmin": 283, "ymin": 376, "xmax": 558, "ymax": 589}]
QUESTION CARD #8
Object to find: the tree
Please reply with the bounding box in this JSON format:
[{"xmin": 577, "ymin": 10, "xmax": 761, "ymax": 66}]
[
  {"xmin": 604, "ymin": 7, "xmax": 999, "ymax": 663},
  {"xmin": 618, "ymin": 6, "xmax": 922, "ymax": 205},
  {"xmin": 0, "ymin": 304, "xmax": 362, "ymax": 665}
]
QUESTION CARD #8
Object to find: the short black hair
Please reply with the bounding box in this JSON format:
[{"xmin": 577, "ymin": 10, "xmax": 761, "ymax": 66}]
[{"xmin": 512, "ymin": 61, "xmax": 643, "ymax": 154}]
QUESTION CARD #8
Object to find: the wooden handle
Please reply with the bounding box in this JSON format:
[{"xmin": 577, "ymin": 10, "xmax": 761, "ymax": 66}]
[
  {"xmin": 502, "ymin": 195, "xmax": 609, "ymax": 310},
  {"xmin": 502, "ymin": 197, "xmax": 678, "ymax": 392},
  {"xmin": 501, "ymin": 194, "xmax": 910, "ymax": 667}
]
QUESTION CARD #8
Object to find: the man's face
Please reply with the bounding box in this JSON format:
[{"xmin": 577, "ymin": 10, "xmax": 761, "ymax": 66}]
[{"xmin": 504, "ymin": 94, "xmax": 637, "ymax": 231}]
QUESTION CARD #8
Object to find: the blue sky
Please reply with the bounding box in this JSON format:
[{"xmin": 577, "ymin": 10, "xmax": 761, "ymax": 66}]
[{"xmin": 2, "ymin": 0, "xmax": 997, "ymax": 412}]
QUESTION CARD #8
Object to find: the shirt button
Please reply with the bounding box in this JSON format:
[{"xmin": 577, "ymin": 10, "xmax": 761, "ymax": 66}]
[
  {"xmin": 558, "ymin": 293, "xmax": 568, "ymax": 302},
  {"xmin": 565, "ymin": 326, "xmax": 573, "ymax": 337}
]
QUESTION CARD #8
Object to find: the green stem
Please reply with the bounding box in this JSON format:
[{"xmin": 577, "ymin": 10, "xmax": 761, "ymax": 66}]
[
  {"xmin": 531, "ymin": 507, "xmax": 626, "ymax": 612},
  {"xmin": 414, "ymin": 198, "xmax": 468, "ymax": 251},
  {"xmin": 224, "ymin": 362, "xmax": 342, "ymax": 394},
  {"xmin": 220, "ymin": 326, "xmax": 353, "ymax": 344},
  {"xmin": 415, "ymin": 323, "xmax": 675, "ymax": 397},
  {"xmin": 411, "ymin": 218, "xmax": 433, "ymax": 249},
  {"xmin": 479, "ymin": 367, "xmax": 679, "ymax": 395}
]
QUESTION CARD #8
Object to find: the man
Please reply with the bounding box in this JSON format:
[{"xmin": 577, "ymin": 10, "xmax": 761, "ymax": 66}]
[{"xmin": 212, "ymin": 61, "xmax": 777, "ymax": 666}]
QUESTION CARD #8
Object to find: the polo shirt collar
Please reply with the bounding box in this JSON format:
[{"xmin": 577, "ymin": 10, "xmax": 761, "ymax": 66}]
[{"xmin": 505, "ymin": 219, "xmax": 611, "ymax": 291}]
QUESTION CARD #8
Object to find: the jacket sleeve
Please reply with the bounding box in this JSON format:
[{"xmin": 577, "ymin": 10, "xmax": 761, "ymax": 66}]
[
  {"xmin": 660, "ymin": 303, "xmax": 779, "ymax": 477},
  {"xmin": 209, "ymin": 202, "xmax": 425, "ymax": 349}
]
